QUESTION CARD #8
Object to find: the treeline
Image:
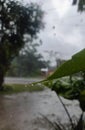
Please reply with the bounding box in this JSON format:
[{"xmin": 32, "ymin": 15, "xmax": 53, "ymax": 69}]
[{"xmin": 6, "ymin": 43, "xmax": 48, "ymax": 77}]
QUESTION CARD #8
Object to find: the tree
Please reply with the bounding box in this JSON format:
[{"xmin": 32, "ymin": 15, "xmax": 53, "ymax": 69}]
[
  {"xmin": 7, "ymin": 43, "xmax": 47, "ymax": 77},
  {"xmin": 0, "ymin": 0, "xmax": 44, "ymax": 89}
]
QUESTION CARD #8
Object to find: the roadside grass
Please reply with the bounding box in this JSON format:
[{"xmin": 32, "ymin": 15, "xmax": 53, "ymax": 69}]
[{"xmin": 0, "ymin": 83, "xmax": 44, "ymax": 94}]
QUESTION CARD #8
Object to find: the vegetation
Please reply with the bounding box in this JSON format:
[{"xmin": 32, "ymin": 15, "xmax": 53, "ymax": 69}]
[
  {"xmin": 44, "ymin": 49, "xmax": 85, "ymax": 112},
  {"xmin": 46, "ymin": 49, "xmax": 85, "ymax": 109},
  {"xmin": 42, "ymin": 78, "xmax": 85, "ymax": 130},
  {"xmin": 6, "ymin": 42, "xmax": 47, "ymax": 77},
  {"xmin": 47, "ymin": 49, "xmax": 85, "ymax": 81},
  {"xmin": 0, "ymin": 83, "xmax": 44, "ymax": 94},
  {"xmin": 0, "ymin": 0, "xmax": 44, "ymax": 89},
  {"xmin": 41, "ymin": 49, "xmax": 85, "ymax": 130}
]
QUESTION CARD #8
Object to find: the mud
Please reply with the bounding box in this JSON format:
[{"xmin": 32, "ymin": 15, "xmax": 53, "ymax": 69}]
[{"xmin": 0, "ymin": 88, "xmax": 82, "ymax": 130}]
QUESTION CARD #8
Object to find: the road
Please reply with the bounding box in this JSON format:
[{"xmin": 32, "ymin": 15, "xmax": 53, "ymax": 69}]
[
  {"xmin": 4, "ymin": 77, "xmax": 44, "ymax": 84},
  {"xmin": 0, "ymin": 88, "xmax": 81, "ymax": 130}
]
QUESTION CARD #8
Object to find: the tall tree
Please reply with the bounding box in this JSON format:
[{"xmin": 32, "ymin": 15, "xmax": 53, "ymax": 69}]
[{"xmin": 0, "ymin": 0, "xmax": 44, "ymax": 89}]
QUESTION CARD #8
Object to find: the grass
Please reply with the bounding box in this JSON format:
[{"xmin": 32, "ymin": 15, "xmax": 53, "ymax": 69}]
[{"xmin": 0, "ymin": 83, "xmax": 44, "ymax": 94}]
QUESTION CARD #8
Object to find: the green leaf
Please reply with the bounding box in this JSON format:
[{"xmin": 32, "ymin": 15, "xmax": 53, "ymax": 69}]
[{"xmin": 47, "ymin": 49, "xmax": 85, "ymax": 80}]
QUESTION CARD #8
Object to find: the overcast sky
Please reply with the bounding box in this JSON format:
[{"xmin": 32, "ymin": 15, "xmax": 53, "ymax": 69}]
[{"xmin": 23, "ymin": 0, "xmax": 85, "ymax": 65}]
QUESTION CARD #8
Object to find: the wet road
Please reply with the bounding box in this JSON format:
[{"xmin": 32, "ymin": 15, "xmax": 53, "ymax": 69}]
[{"xmin": 0, "ymin": 88, "xmax": 82, "ymax": 130}]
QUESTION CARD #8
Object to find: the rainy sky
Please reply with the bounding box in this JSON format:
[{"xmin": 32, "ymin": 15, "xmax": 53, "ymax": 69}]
[{"xmin": 23, "ymin": 0, "xmax": 85, "ymax": 65}]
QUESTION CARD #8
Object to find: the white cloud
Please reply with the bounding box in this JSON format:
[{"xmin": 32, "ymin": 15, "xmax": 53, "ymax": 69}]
[{"xmin": 52, "ymin": 0, "xmax": 71, "ymax": 18}]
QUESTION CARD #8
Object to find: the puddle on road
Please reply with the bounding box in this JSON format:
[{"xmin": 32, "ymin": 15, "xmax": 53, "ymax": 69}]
[{"xmin": 0, "ymin": 88, "xmax": 82, "ymax": 130}]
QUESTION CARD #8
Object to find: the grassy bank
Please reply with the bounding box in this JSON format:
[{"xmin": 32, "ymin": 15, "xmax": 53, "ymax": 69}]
[{"xmin": 0, "ymin": 83, "xmax": 44, "ymax": 94}]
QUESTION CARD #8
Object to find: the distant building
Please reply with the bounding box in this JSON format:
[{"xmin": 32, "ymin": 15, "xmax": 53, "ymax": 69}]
[
  {"xmin": 40, "ymin": 67, "xmax": 55, "ymax": 77},
  {"xmin": 41, "ymin": 68, "xmax": 48, "ymax": 76},
  {"xmin": 40, "ymin": 59, "xmax": 66, "ymax": 77}
]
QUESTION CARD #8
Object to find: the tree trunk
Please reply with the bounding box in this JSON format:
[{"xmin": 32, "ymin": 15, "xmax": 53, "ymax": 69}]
[{"xmin": 0, "ymin": 67, "xmax": 5, "ymax": 90}]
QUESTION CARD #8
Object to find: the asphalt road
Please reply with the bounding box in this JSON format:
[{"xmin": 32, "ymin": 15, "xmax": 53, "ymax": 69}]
[{"xmin": 4, "ymin": 77, "xmax": 44, "ymax": 84}]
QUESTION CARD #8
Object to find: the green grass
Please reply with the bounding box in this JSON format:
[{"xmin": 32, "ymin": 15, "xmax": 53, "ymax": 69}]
[{"xmin": 0, "ymin": 83, "xmax": 44, "ymax": 94}]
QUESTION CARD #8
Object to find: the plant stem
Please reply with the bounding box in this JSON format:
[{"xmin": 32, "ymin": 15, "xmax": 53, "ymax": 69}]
[{"xmin": 57, "ymin": 94, "xmax": 75, "ymax": 130}]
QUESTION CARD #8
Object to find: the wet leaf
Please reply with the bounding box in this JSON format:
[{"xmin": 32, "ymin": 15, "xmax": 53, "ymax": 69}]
[{"xmin": 47, "ymin": 49, "xmax": 85, "ymax": 80}]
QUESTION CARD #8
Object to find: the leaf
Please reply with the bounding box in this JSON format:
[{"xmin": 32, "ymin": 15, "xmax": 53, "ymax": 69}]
[{"xmin": 47, "ymin": 49, "xmax": 85, "ymax": 80}]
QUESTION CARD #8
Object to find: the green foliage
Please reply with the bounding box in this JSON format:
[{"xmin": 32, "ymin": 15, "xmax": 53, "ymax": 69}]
[
  {"xmin": 0, "ymin": 0, "xmax": 44, "ymax": 60},
  {"xmin": 1, "ymin": 83, "xmax": 44, "ymax": 94},
  {"xmin": 43, "ymin": 80, "xmax": 54, "ymax": 88},
  {"xmin": 43, "ymin": 78, "xmax": 85, "ymax": 129},
  {"xmin": 0, "ymin": 0, "xmax": 44, "ymax": 87},
  {"xmin": 47, "ymin": 78, "xmax": 85, "ymax": 100},
  {"xmin": 7, "ymin": 43, "xmax": 47, "ymax": 77},
  {"xmin": 79, "ymin": 90, "xmax": 85, "ymax": 111},
  {"xmin": 47, "ymin": 49, "xmax": 85, "ymax": 80},
  {"xmin": 45, "ymin": 49, "xmax": 85, "ymax": 111}
]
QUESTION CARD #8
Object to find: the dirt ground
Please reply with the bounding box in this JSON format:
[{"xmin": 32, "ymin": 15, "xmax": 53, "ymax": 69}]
[{"xmin": 0, "ymin": 88, "xmax": 82, "ymax": 130}]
